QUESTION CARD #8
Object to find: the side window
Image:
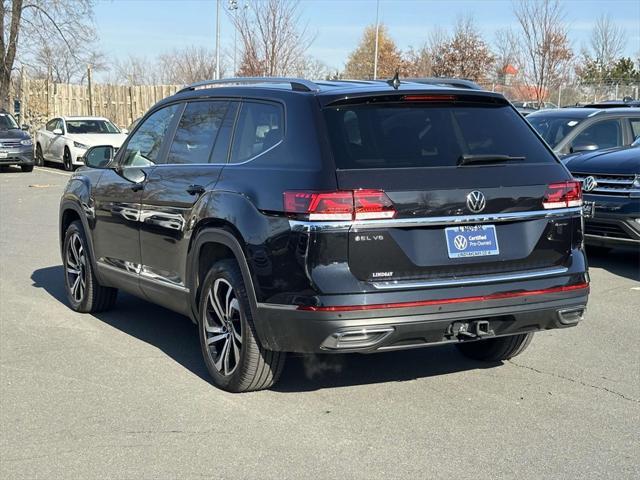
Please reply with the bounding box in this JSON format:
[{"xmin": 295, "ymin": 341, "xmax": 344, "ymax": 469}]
[
  {"xmin": 629, "ymin": 118, "xmax": 640, "ymax": 141},
  {"xmin": 58, "ymin": 119, "xmax": 65, "ymax": 134},
  {"xmin": 570, "ymin": 119, "xmax": 622, "ymax": 151},
  {"xmin": 120, "ymin": 104, "xmax": 180, "ymax": 167},
  {"xmin": 46, "ymin": 120, "xmax": 56, "ymax": 132},
  {"xmin": 230, "ymin": 102, "xmax": 283, "ymax": 163},
  {"xmin": 166, "ymin": 101, "xmax": 228, "ymax": 165}
]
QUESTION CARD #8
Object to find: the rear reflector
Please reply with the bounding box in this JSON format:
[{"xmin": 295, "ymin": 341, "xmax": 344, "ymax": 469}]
[
  {"xmin": 297, "ymin": 282, "xmax": 589, "ymax": 312},
  {"xmin": 284, "ymin": 190, "xmax": 396, "ymax": 221},
  {"xmin": 543, "ymin": 181, "xmax": 582, "ymax": 209}
]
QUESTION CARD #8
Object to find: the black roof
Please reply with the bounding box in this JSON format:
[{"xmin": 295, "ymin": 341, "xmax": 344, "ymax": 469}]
[{"xmin": 166, "ymin": 76, "xmax": 505, "ymax": 108}]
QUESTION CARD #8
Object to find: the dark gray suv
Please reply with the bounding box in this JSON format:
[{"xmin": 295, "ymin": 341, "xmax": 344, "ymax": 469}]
[{"xmin": 527, "ymin": 107, "xmax": 640, "ymax": 158}]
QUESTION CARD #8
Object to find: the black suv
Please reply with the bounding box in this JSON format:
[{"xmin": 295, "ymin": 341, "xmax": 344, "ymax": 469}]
[{"xmin": 59, "ymin": 78, "xmax": 590, "ymax": 392}]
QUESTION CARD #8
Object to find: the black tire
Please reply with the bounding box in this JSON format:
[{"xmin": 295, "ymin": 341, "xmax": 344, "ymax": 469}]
[
  {"xmin": 63, "ymin": 220, "xmax": 117, "ymax": 313},
  {"xmin": 455, "ymin": 333, "xmax": 534, "ymax": 361},
  {"xmin": 63, "ymin": 148, "xmax": 73, "ymax": 171},
  {"xmin": 198, "ymin": 259, "xmax": 285, "ymax": 392},
  {"xmin": 21, "ymin": 165, "xmax": 34, "ymax": 172},
  {"xmin": 35, "ymin": 143, "xmax": 44, "ymax": 166}
]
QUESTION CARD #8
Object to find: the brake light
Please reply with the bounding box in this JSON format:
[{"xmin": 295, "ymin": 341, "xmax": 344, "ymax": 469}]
[
  {"xmin": 354, "ymin": 190, "xmax": 396, "ymax": 220},
  {"xmin": 284, "ymin": 190, "xmax": 396, "ymax": 221},
  {"xmin": 543, "ymin": 181, "xmax": 582, "ymax": 209},
  {"xmin": 403, "ymin": 94, "xmax": 457, "ymax": 102}
]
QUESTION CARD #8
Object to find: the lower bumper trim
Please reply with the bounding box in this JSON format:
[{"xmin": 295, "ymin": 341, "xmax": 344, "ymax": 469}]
[{"xmin": 298, "ymin": 282, "xmax": 589, "ymax": 312}]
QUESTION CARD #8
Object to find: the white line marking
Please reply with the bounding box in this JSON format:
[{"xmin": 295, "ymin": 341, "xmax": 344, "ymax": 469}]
[{"xmin": 34, "ymin": 167, "xmax": 71, "ymax": 177}]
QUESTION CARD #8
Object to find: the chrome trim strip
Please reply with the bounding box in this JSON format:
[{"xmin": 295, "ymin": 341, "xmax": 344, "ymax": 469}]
[
  {"xmin": 371, "ymin": 266, "xmax": 570, "ymax": 290},
  {"xmin": 97, "ymin": 261, "xmax": 190, "ymax": 293},
  {"xmin": 289, "ymin": 207, "xmax": 582, "ymax": 232},
  {"xmin": 256, "ymin": 302, "xmax": 298, "ymax": 310}
]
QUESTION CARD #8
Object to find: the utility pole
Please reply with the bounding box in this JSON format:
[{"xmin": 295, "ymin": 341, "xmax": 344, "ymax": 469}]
[
  {"xmin": 215, "ymin": 0, "xmax": 221, "ymax": 80},
  {"xmin": 373, "ymin": 0, "xmax": 380, "ymax": 80},
  {"xmin": 228, "ymin": 0, "xmax": 239, "ymax": 76}
]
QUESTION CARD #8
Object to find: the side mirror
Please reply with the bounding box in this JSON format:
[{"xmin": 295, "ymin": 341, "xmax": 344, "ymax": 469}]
[
  {"xmin": 21, "ymin": 124, "xmax": 29, "ymax": 131},
  {"xmin": 84, "ymin": 145, "xmax": 114, "ymax": 169},
  {"xmin": 121, "ymin": 128, "xmax": 129, "ymax": 135},
  {"xmin": 52, "ymin": 128, "xmax": 63, "ymax": 135},
  {"xmin": 570, "ymin": 143, "xmax": 599, "ymax": 153}
]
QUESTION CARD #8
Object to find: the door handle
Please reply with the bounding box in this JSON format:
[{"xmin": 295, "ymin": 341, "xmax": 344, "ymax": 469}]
[
  {"xmin": 186, "ymin": 184, "xmax": 205, "ymax": 196},
  {"xmin": 131, "ymin": 183, "xmax": 144, "ymax": 192}
]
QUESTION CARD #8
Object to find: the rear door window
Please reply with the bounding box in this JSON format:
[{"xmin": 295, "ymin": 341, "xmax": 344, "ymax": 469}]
[
  {"xmin": 324, "ymin": 102, "xmax": 556, "ymax": 169},
  {"xmin": 166, "ymin": 101, "xmax": 229, "ymax": 165},
  {"xmin": 229, "ymin": 101, "xmax": 283, "ymax": 163},
  {"xmin": 628, "ymin": 118, "xmax": 640, "ymax": 141}
]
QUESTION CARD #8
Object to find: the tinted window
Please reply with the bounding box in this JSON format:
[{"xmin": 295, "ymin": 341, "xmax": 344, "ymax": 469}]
[
  {"xmin": 528, "ymin": 116, "xmax": 584, "ymax": 148},
  {"xmin": 324, "ymin": 103, "xmax": 556, "ymax": 169},
  {"xmin": 166, "ymin": 101, "xmax": 228, "ymax": 165},
  {"xmin": 121, "ymin": 104, "xmax": 180, "ymax": 167},
  {"xmin": 230, "ymin": 102, "xmax": 283, "ymax": 163},
  {"xmin": 629, "ymin": 118, "xmax": 640, "ymax": 140},
  {"xmin": 569, "ymin": 119, "xmax": 622, "ymax": 151}
]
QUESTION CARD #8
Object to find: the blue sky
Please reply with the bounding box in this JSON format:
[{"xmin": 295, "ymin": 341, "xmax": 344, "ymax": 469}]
[{"xmin": 95, "ymin": 0, "xmax": 640, "ymax": 72}]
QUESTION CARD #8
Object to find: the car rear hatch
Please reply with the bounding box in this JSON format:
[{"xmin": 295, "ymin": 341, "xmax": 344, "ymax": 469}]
[{"xmin": 321, "ymin": 92, "xmax": 582, "ymax": 286}]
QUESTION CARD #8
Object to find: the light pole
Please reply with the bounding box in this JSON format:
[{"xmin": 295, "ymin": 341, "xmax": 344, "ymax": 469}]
[
  {"xmin": 373, "ymin": 0, "xmax": 380, "ymax": 80},
  {"xmin": 215, "ymin": 0, "xmax": 221, "ymax": 79},
  {"xmin": 228, "ymin": 0, "xmax": 238, "ymax": 76}
]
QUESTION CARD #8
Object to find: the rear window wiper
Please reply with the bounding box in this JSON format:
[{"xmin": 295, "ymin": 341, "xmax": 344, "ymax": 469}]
[{"xmin": 458, "ymin": 154, "xmax": 526, "ymax": 166}]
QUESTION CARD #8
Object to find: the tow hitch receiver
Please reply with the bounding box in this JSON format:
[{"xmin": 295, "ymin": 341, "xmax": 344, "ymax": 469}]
[{"xmin": 448, "ymin": 320, "xmax": 494, "ymax": 340}]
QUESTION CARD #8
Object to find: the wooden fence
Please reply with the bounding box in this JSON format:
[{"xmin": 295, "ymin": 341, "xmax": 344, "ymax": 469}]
[{"xmin": 13, "ymin": 78, "xmax": 183, "ymax": 131}]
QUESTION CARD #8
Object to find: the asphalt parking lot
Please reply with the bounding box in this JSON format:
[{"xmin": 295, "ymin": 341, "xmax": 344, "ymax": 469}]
[{"xmin": 1, "ymin": 166, "xmax": 639, "ymax": 479}]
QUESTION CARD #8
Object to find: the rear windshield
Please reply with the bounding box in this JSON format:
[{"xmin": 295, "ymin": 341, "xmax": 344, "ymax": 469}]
[
  {"xmin": 527, "ymin": 115, "xmax": 584, "ymax": 148},
  {"xmin": 323, "ymin": 103, "xmax": 556, "ymax": 169}
]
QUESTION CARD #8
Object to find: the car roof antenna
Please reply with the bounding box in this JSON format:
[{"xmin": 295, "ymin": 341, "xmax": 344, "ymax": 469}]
[{"xmin": 387, "ymin": 70, "xmax": 401, "ymax": 90}]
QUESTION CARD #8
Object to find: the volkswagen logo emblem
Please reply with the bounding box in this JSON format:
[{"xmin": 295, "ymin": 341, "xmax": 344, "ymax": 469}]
[
  {"xmin": 466, "ymin": 191, "xmax": 486, "ymax": 213},
  {"xmin": 583, "ymin": 176, "xmax": 597, "ymax": 193},
  {"xmin": 454, "ymin": 235, "xmax": 468, "ymax": 250}
]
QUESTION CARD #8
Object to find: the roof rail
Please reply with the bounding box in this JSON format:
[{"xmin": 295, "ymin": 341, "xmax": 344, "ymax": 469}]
[{"xmin": 177, "ymin": 77, "xmax": 320, "ymax": 94}]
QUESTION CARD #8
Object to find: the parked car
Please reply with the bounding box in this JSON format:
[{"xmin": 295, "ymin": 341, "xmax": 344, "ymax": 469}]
[
  {"xmin": 0, "ymin": 110, "xmax": 34, "ymax": 172},
  {"xmin": 527, "ymin": 107, "xmax": 640, "ymax": 158},
  {"xmin": 566, "ymin": 137, "xmax": 640, "ymax": 249},
  {"xmin": 512, "ymin": 100, "xmax": 558, "ymax": 110},
  {"xmin": 59, "ymin": 77, "xmax": 589, "ymax": 392},
  {"xmin": 35, "ymin": 116, "xmax": 128, "ymax": 170}
]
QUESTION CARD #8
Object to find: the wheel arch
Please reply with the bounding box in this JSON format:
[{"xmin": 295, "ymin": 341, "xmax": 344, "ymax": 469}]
[
  {"xmin": 187, "ymin": 225, "xmax": 261, "ymax": 334},
  {"xmin": 59, "ymin": 200, "xmax": 102, "ymax": 282}
]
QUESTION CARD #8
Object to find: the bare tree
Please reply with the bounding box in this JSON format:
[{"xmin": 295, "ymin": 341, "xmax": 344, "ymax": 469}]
[
  {"xmin": 113, "ymin": 55, "xmax": 162, "ymax": 86},
  {"xmin": 30, "ymin": 43, "xmax": 107, "ymax": 84},
  {"xmin": 158, "ymin": 46, "xmax": 224, "ymax": 84},
  {"xmin": 1, "ymin": 0, "xmax": 95, "ymax": 107},
  {"xmin": 230, "ymin": 0, "xmax": 314, "ymax": 77},
  {"xmin": 589, "ymin": 14, "xmax": 626, "ymax": 68},
  {"xmin": 514, "ymin": 0, "xmax": 573, "ymax": 102},
  {"xmin": 494, "ymin": 28, "xmax": 520, "ymax": 79},
  {"xmin": 430, "ymin": 17, "xmax": 495, "ymax": 82}
]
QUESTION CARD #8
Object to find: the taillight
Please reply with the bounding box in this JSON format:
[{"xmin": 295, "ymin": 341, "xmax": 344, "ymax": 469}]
[
  {"xmin": 354, "ymin": 190, "xmax": 395, "ymax": 220},
  {"xmin": 543, "ymin": 181, "xmax": 582, "ymax": 209},
  {"xmin": 284, "ymin": 190, "xmax": 396, "ymax": 221}
]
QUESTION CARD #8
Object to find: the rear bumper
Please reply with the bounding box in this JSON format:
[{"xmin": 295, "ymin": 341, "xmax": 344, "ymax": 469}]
[{"xmin": 254, "ymin": 278, "xmax": 589, "ymax": 353}]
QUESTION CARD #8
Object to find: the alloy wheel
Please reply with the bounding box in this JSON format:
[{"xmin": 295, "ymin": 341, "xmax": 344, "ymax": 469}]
[
  {"xmin": 203, "ymin": 278, "xmax": 243, "ymax": 376},
  {"xmin": 65, "ymin": 232, "xmax": 86, "ymax": 303}
]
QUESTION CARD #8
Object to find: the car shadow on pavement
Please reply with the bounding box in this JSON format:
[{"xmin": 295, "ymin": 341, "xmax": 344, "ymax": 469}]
[
  {"xmin": 32, "ymin": 265, "xmax": 499, "ymax": 393},
  {"xmin": 586, "ymin": 247, "xmax": 640, "ymax": 282}
]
